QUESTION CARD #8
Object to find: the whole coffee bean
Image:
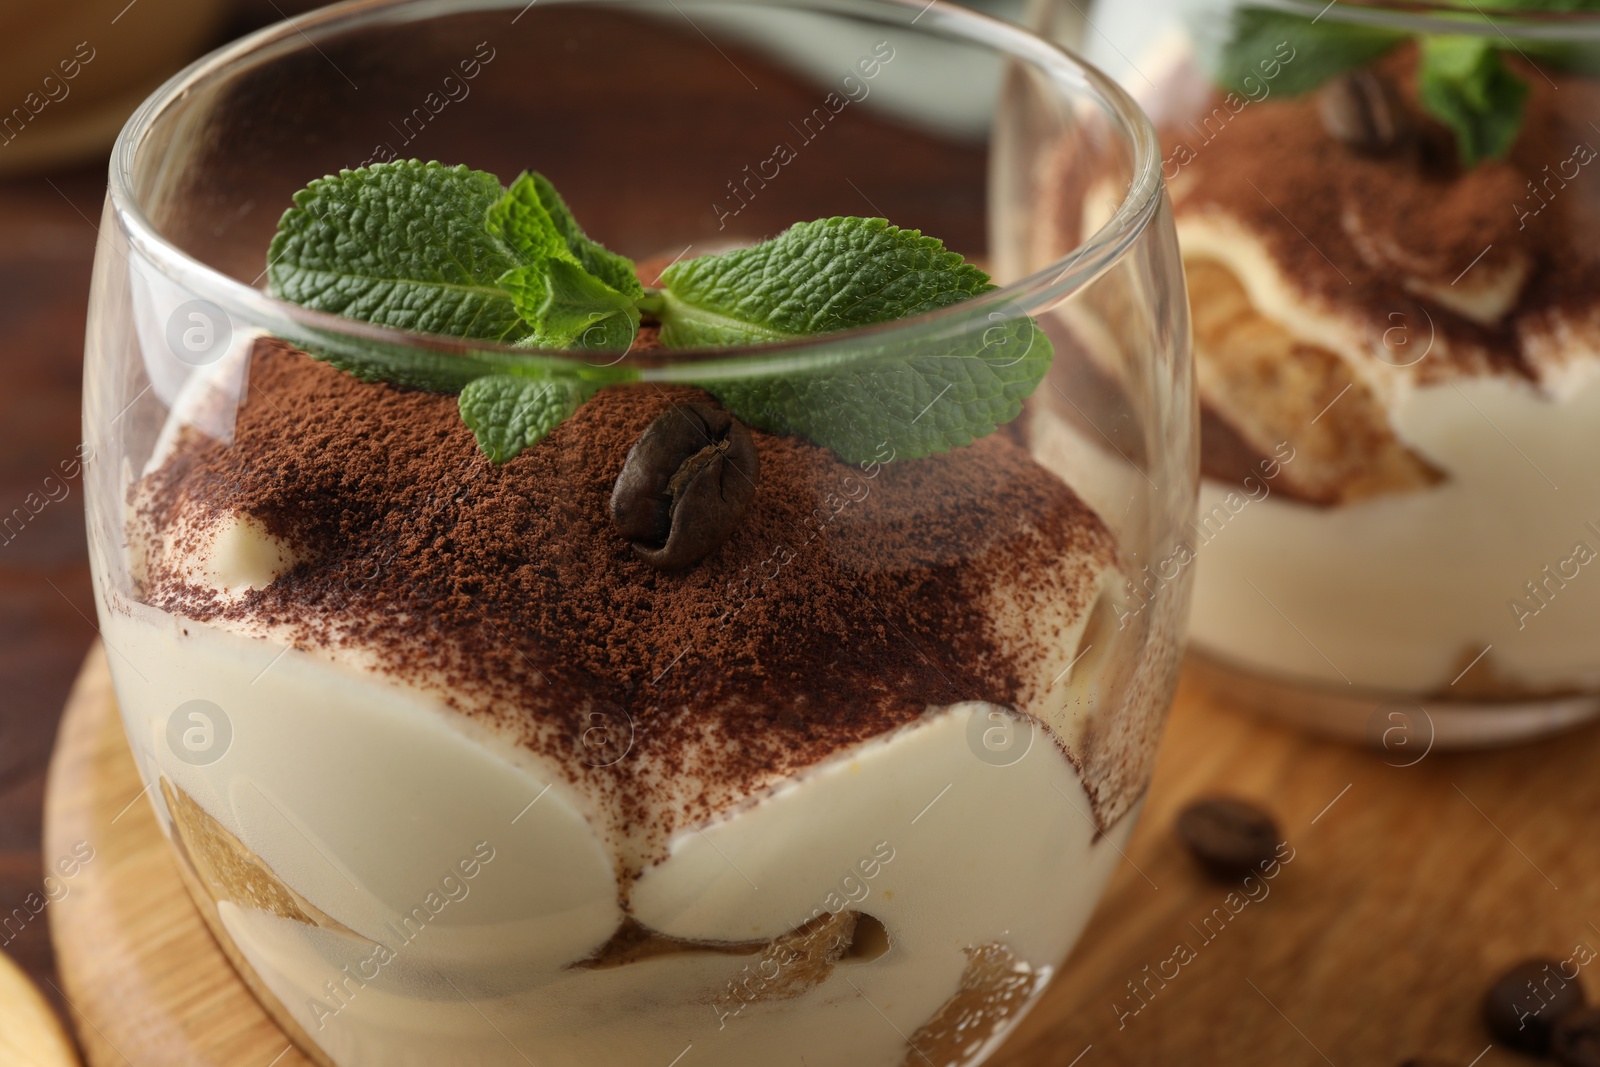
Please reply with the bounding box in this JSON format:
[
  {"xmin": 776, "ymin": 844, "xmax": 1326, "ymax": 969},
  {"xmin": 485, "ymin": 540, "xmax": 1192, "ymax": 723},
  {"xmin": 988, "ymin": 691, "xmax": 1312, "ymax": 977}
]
[
  {"xmin": 1318, "ymin": 70, "xmax": 1408, "ymax": 155},
  {"xmin": 1554, "ymin": 1007, "xmax": 1600, "ymax": 1067},
  {"xmin": 1174, "ymin": 796, "xmax": 1281, "ymax": 881},
  {"xmin": 610, "ymin": 402, "xmax": 759, "ymax": 569},
  {"xmin": 1482, "ymin": 958, "xmax": 1587, "ymax": 1053}
]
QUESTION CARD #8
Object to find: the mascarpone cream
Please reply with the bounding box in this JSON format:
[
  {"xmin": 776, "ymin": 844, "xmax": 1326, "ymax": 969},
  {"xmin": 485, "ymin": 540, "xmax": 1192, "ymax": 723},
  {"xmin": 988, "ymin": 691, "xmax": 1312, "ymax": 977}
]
[{"xmin": 95, "ymin": 337, "xmax": 1144, "ymax": 1067}]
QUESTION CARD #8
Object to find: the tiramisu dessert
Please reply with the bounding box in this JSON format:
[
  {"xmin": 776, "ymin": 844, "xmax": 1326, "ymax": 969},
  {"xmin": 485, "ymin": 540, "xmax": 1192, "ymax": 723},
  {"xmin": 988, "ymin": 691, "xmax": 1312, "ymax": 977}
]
[
  {"xmin": 96, "ymin": 161, "xmax": 1170, "ymax": 1066},
  {"xmin": 1102, "ymin": 7, "xmax": 1600, "ymax": 707}
]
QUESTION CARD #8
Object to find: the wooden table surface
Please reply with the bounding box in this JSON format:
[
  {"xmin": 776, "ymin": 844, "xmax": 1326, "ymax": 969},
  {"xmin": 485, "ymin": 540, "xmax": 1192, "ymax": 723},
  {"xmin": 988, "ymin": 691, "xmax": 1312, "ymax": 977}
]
[{"xmin": 0, "ymin": 159, "xmax": 103, "ymax": 1005}]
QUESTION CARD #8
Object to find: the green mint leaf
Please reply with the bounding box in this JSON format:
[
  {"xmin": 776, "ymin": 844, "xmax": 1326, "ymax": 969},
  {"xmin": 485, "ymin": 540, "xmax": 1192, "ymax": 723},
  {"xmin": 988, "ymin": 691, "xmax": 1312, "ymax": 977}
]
[
  {"xmin": 485, "ymin": 172, "xmax": 574, "ymax": 265},
  {"xmin": 268, "ymin": 162, "xmax": 650, "ymax": 461},
  {"xmin": 268, "ymin": 165, "xmax": 1042, "ymax": 466},
  {"xmin": 1425, "ymin": 3, "xmax": 1600, "ymax": 76},
  {"xmin": 704, "ymin": 318, "xmax": 1051, "ymax": 464},
  {"xmin": 486, "ymin": 171, "xmax": 641, "ymax": 351},
  {"xmin": 1211, "ymin": 8, "xmax": 1405, "ymax": 97},
  {"xmin": 458, "ymin": 376, "xmax": 594, "ymax": 463},
  {"xmin": 486, "ymin": 172, "xmax": 643, "ymax": 302},
  {"xmin": 655, "ymin": 217, "xmax": 995, "ymax": 344},
  {"xmin": 502, "ymin": 259, "xmax": 640, "ymax": 351},
  {"xmin": 267, "ymin": 161, "xmax": 525, "ymax": 342},
  {"xmin": 653, "ymin": 217, "xmax": 1049, "ymax": 462},
  {"xmin": 522, "ymin": 172, "xmax": 644, "ymax": 300},
  {"xmin": 1417, "ymin": 35, "xmax": 1529, "ymax": 165}
]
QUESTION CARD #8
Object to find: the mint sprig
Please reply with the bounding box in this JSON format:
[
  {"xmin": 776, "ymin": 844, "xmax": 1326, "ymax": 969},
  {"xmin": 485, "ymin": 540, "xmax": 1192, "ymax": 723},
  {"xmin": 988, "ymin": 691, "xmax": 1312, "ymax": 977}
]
[
  {"xmin": 487, "ymin": 172, "xmax": 643, "ymax": 351},
  {"xmin": 652, "ymin": 217, "xmax": 996, "ymax": 344},
  {"xmin": 459, "ymin": 376, "xmax": 595, "ymax": 463},
  {"xmin": 1417, "ymin": 35, "xmax": 1530, "ymax": 164},
  {"xmin": 651, "ymin": 217, "xmax": 1045, "ymax": 461},
  {"xmin": 266, "ymin": 162, "xmax": 1051, "ymax": 464},
  {"xmin": 267, "ymin": 163, "xmax": 526, "ymax": 343},
  {"xmin": 1214, "ymin": 8, "xmax": 1405, "ymax": 97},
  {"xmin": 707, "ymin": 323, "xmax": 1046, "ymax": 465},
  {"xmin": 1212, "ymin": 1, "xmax": 1593, "ymax": 166}
]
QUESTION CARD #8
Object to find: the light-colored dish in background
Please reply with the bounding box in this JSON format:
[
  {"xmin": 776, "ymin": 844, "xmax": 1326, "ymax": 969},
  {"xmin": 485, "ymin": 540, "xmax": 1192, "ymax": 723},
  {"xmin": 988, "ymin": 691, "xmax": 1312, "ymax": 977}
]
[
  {"xmin": 0, "ymin": 948, "xmax": 81, "ymax": 1067},
  {"xmin": 0, "ymin": 0, "xmax": 225, "ymax": 176}
]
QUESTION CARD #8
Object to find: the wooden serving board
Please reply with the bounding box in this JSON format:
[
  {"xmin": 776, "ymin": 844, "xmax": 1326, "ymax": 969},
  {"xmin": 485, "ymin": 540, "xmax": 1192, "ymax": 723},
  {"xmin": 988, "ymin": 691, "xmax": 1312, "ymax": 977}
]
[{"xmin": 45, "ymin": 644, "xmax": 1600, "ymax": 1067}]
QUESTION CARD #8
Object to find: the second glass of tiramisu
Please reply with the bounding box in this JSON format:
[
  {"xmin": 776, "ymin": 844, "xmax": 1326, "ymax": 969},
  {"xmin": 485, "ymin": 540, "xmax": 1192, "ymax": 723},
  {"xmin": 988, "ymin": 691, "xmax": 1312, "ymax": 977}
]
[{"xmin": 1057, "ymin": 0, "xmax": 1600, "ymax": 745}]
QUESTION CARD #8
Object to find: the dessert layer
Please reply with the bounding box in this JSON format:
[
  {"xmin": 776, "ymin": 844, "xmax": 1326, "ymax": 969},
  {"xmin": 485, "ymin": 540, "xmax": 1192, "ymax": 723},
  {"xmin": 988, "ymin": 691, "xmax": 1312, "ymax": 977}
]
[
  {"xmin": 1150, "ymin": 42, "xmax": 1600, "ymax": 693},
  {"xmin": 1188, "ymin": 358, "xmax": 1600, "ymax": 695},
  {"xmin": 130, "ymin": 339, "xmax": 1123, "ymax": 859},
  {"xmin": 1169, "ymin": 45, "xmax": 1600, "ymax": 392},
  {"xmin": 1156, "ymin": 47, "xmax": 1600, "ymax": 506},
  {"xmin": 1187, "ymin": 257, "xmax": 1443, "ymax": 505},
  {"xmin": 102, "ymin": 602, "xmax": 1129, "ymax": 1067}
]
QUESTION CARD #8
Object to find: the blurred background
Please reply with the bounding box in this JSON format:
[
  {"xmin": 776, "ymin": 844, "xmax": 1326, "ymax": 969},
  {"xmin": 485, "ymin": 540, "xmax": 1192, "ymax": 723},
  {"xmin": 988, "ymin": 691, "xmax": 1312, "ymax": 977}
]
[{"xmin": 0, "ymin": 0, "xmax": 1024, "ymax": 1009}]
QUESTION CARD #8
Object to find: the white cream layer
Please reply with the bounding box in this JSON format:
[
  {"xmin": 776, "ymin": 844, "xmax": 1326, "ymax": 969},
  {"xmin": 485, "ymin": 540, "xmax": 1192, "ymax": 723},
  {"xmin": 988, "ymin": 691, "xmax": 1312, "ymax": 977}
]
[
  {"xmin": 102, "ymin": 598, "xmax": 1128, "ymax": 1067},
  {"xmin": 1180, "ymin": 215, "xmax": 1600, "ymax": 694},
  {"xmin": 99, "ymin": 351, "xmax": 1133, "ymax": 1065}
]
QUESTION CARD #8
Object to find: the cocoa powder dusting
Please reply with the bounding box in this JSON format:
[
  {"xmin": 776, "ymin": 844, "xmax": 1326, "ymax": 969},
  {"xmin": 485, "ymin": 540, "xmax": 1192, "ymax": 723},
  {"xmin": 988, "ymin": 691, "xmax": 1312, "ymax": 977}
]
[
  {"xmin": 1166, "ymin": 45, "xmax": 1600, "ymax": 381},
  {"xmin": 137, "ymin": 339, "xmax": 1114, "ymax": 853}
]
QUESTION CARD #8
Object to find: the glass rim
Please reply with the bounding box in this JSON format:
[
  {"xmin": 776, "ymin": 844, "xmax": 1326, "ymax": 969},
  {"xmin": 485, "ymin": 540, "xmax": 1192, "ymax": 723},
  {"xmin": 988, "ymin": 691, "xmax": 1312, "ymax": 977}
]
[
  {"xmin": 1244, "ymin": 0, "xmax": 1600, "ymax": 36},
  {"xmin": 105, "ymin": 0, "xmax": 1165, "ymax": 375}
]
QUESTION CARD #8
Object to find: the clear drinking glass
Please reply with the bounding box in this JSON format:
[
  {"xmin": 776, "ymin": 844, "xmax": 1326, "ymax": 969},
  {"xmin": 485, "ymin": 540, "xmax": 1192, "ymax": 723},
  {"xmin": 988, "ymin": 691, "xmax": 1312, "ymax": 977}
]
[
  {"xmin": 82, "ymin": 2, "xmax": 1195, "ymax": 1064},
  {"xmin": 1050, "ymin": 0, "xmax": 1600, "ymax": 747}
]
